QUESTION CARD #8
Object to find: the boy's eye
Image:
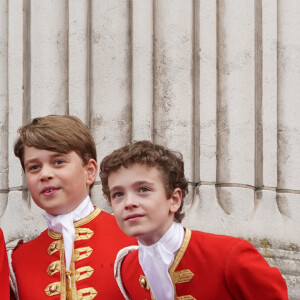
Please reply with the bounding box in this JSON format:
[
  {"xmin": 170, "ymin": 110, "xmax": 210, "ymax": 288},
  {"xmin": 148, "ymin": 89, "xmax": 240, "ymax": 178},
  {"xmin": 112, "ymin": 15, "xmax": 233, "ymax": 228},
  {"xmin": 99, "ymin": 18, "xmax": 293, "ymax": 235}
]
[
  {"xmin": 111, "ymin": 192, "xmax": 123, "ymax": 199},
  {"xmin": 28, "ymin": 165, "xmax": 40, "ymax": 171},
  {"xmin": 138, "ymin": 187, "xmax": 150, "ymax": 193},
  {"xmin": 54, "ymin": 160, "xmax": 64, "ymax": 165}
]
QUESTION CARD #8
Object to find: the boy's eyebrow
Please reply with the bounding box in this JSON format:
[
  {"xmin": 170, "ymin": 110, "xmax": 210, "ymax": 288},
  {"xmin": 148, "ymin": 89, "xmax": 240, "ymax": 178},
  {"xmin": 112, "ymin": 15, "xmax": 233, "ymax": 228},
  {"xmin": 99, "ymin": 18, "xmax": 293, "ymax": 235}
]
[{"xmin": 133, "ymin": 180, "xmax": 154, "ymax": 186}]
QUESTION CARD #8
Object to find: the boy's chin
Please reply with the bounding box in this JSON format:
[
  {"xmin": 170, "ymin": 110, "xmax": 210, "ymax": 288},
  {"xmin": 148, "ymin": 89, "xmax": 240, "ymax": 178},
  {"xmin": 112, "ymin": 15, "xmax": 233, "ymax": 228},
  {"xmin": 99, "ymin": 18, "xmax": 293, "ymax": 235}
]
[
  {"xmin": 43, "ymin": 206, "xmax": 72, "ymax": 216},
  {"xmin": 122, "ymin": 229, "xmax": 142, "ymax": 239}
]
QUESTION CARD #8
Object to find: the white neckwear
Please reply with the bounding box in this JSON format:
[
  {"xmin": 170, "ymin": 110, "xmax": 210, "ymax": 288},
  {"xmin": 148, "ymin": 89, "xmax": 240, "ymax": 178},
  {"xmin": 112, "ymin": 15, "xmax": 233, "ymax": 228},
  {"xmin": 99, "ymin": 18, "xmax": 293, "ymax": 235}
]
[
  {"xmin": 138, "ymin": 222, "xmax": 185, "ymax": 300},
  {"xmin": 44, "ymin": 195, "xmax": 94, "ymax": 271}
]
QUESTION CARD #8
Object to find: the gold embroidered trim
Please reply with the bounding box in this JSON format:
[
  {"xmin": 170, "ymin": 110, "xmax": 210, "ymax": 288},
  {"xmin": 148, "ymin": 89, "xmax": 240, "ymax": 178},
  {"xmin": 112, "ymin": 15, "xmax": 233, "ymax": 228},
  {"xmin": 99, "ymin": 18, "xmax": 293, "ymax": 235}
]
[
  {"xmin": 75, "ymin": 228, "xmax": 94, "ymax": 241},
  {"xmin": 169, "ymin": 229, "xmax": 191, "ymax": 273},
  {"xmin": 77, "ymin": 287, "xmax": 98, "ymax": 300},
  {"xmin": 44, "ymin": 282, "xmax": 61, "ymax": 296},
  {"xmin": 48, "ymin": 229, "xmax": 62, "ymax": 239},
  {"xmin": 74, "ymin": 207, "xmax": 101, "ymax": 227},
  {"xmin": 70, "ymin": 246, "xmax": 78, "ymax": 299},
  {"xmin": 74, "ymin": 246, "xmax": 93, "ymax": 261},
  {"xmin": 75, "ymin": 266, "xmax": 94, "ymax": 281},
  {"xmin": 169, "ymin": 228, "xmax": 192, "ymax": 299},
  {"xmin": 60, "ymin": 239, "xmax": 67, "ymax": 299},
  {"xmin": 47, "ymin": 240, "xmax": 62, "ymax": 255},
  {"xmin": 177, "ymin": 296, "xmax": 196, "ymax": 300},
  {"xmin": 173, "ymin": 269, "xmax": 194, "ymax": 284},
  {"xmin": 47, "ymin": 207, "xmax": 101, "ymax": 238},
  {"xmin": 139, "ymin": 275, "xmax": 150, "ymax": 290},
  {"xmin": 66, "ymin": 276, "xmax": 72, "ymax": 300},
  {"xmin": 47, "ymin": 261, "xmax": 61, "ymax": 276}
]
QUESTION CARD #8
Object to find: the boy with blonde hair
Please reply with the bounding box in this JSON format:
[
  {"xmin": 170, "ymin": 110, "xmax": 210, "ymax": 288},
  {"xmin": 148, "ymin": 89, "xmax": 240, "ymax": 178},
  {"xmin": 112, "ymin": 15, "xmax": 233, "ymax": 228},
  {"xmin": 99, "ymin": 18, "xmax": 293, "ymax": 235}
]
[
  {"xmin": 11, "ymin": 115, "xmax": 136, "ymax": 299},
  {"xmin": 100, "ymin": 140, "xmax": 289, "ymax": 300}
]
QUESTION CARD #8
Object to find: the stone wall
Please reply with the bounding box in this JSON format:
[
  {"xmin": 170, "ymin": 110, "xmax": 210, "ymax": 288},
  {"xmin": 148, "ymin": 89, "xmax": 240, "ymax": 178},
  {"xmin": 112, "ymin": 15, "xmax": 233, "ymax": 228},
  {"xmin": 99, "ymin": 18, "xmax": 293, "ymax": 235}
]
[{"xmin": 0, "ymin": 0, "xmax": 299, "ymax": 298}]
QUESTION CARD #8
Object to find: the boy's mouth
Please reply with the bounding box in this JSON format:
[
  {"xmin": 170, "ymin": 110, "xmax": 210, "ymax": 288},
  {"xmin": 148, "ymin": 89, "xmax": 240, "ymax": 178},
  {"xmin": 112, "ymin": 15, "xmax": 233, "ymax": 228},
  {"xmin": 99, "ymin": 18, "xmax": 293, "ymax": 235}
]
[
  {"xmin": 41, "ymin": 186, "xmax": 59, "ymax": 195},
  {"xmin": 124, "ymin": 213, "xmax": 144, "ymax": 221}
]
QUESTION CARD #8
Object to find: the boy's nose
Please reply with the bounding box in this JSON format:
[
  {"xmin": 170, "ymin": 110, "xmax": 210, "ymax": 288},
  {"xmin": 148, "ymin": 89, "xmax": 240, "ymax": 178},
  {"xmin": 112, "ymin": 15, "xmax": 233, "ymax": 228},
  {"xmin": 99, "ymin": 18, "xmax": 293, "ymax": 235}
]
[
  {"xmin": 124, "ymin": 194, "xmax": 138, "ymax": 208},
  {"xmin": 40, "ymin": 166, "xmax": 54, "ymax": 181}
]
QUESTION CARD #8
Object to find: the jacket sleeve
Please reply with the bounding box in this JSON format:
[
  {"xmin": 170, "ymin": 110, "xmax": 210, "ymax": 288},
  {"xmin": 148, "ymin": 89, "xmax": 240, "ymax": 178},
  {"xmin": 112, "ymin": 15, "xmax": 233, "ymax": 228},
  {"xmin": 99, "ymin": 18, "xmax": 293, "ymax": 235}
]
[
  {"xmin": 6, "ymin": 239, "xmax": 23, "ymax": 300},
  {"xmin": 0, "ymin": 229, "xmax": 10, "ymax": 300},
  {"xmin": 114, "ymin": 245, "xmax": 139, "ymax": 300},
  {"xmin": 225, "ymin": 239, "xmax": 289, "ymax": 300}
]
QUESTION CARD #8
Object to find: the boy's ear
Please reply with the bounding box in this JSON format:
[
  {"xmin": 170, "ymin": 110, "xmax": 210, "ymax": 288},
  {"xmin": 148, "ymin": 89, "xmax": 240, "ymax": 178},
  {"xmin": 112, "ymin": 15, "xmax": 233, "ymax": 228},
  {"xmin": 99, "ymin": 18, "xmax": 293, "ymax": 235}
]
[
  {"xmin": 169, "ymin": 188, "xmax": 182, "ymax": 213},
  {"xmin": 85, "ymin": 159, "xmax": 98, "ymax": 185}
]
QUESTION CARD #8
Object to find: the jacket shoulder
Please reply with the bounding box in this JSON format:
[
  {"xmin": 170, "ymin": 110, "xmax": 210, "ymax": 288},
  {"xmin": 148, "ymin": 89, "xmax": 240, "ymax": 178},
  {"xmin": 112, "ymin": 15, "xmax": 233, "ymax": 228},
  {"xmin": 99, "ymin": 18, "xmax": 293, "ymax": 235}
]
[
  {"xmin": 190, "ymin": 230, "xmax": 250, "ymax": 250},
  {"xmin": 12, "ymin": 229, "xmax": 49, "ymax": 260}
]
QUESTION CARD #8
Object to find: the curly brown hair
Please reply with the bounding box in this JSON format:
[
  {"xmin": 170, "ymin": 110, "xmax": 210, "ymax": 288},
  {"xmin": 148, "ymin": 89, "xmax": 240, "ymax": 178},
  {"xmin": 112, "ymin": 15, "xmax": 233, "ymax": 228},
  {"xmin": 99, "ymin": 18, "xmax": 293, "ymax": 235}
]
[{"xmin": 99, "ymin": 140, "xmax": 188, "ymax": 222}]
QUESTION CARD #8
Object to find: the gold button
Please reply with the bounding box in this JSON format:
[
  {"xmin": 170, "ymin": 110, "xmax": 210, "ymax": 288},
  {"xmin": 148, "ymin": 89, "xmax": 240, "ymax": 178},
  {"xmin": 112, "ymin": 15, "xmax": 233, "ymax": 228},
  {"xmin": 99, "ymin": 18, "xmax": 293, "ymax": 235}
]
[
  {"xmin": 139, "ymin": 276, "xmax": 147, "ymax": 289},
  {"xmin": 50, "ymin": 243, "xmax": 56, "ymax": 251},
  {"xmin": 50, "ymin": 264, "xmax": 56, "ymax": 272},
  {"xmin": 49, "ymin": 284, "xmax": 57, "ymax": 293}
]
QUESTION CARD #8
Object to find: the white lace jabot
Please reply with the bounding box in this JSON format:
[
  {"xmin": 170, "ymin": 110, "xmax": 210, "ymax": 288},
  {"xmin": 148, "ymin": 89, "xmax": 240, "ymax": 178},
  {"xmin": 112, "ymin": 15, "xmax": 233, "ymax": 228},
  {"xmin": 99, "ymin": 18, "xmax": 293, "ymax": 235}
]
[
  {"xmin": 138, "ymin": 221, "xmax": 185, "ymax": 300},
  {"xmin": 44, "ymin": 195, "xmax": 94, "ymax": 271}
]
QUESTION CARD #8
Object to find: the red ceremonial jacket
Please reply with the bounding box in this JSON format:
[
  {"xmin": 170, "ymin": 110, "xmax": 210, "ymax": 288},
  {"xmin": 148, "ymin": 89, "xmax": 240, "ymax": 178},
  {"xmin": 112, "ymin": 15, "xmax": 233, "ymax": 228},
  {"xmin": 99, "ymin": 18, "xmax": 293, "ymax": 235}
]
[
  {"xmin": 12, "ymin": 207, "xmax": 136, "ymax": 299},
  {"xmin": 120, "ymin": 229, "xmax": 289, "ymax": 300},
  {"xmin": 0, "ymin": 228, "xmax": 9, "ymax": 300}
]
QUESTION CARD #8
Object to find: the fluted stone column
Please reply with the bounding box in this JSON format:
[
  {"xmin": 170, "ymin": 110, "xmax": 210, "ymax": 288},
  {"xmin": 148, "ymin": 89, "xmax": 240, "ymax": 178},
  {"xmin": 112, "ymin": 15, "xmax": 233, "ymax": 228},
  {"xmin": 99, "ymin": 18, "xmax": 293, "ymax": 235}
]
[{"xmin": 1, "ymin": 0, "xmax": 299, "ymax": 298}]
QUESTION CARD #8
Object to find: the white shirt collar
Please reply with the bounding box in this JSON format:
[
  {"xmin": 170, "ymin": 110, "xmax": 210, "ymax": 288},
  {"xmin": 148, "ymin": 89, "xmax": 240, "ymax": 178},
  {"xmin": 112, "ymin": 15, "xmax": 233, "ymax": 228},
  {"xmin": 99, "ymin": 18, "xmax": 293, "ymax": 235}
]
[
  {"xmin": 44, "ymin": 195, "xmax": 94, "ymax": 271},
  {"xmin": 138, "ymin": 221, "xmax": 185, "ymax": 300}
]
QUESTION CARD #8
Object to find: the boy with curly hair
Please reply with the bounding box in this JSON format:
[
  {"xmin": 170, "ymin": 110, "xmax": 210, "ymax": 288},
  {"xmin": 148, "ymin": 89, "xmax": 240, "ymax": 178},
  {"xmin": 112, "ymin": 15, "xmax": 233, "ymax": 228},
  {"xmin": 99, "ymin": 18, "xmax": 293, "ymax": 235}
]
[{"xmin": 100, "ymin": 140, "xmax": 289, "ymax": 300}]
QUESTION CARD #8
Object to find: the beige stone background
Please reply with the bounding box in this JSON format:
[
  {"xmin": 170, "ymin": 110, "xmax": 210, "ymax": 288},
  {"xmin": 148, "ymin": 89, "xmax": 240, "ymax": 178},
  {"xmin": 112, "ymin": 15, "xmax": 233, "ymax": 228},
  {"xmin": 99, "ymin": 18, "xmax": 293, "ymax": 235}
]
[{"xmin": 0, "ymin": 0, "xmax": 299, "ymax": 298}]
